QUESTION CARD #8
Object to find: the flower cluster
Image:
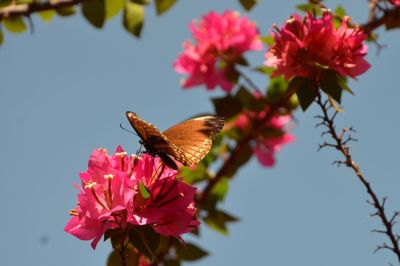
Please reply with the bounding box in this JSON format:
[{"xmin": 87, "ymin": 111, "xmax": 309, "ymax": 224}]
[
  {"xmin": 64, "ymin": 146, "xmax": 199, "ymax": 249},
  {"xmin": 265, "ymin": 12, "xmax": 370, "ymax": 81},
  {"xmin": 174, "ymin": 10, "xmax": 262, "ymax": 92},
  {"xmin": 232, "ymin": 95, "xmax": 294, "ymax": 167}
]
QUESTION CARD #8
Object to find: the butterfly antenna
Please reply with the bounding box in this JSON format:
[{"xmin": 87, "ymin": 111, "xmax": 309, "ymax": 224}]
[{"xmin": 120, "ymin": 123, "xmax": 138, "ymax": 136}]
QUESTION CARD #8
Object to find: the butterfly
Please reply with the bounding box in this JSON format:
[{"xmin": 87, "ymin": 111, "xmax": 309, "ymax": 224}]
[{"xmin": 126, "ymin": 111, "xmax": 225, "ymax": 170}]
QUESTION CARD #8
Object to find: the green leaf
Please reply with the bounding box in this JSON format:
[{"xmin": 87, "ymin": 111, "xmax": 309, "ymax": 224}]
[
  {"xmin": 290, "ymin": 77, "xmax": 317, "ymax": 111},
  {"xmin": 82, "ymin": 0, "xmax": 106, "ymax": 28},
  {"xmin": 210, "ymin": 177, "xmax": 229, "ymax": 202},
  {"xmin": 236, "ymin": 86, "xmax": 253, "ymax": 108},
  {"xmin": 3, "ymin": 16, "xmax": 26, "ymax": 33},
  {"xmin": 239, "ymin": 0, "xmax": 258, "ymax": 11},
  {"xmin": 267, "ymin": 76, "xmax": 289, "ymax": 103},
  {"xmin": 179, "ymin": 164, "xmax": 210, "ymax": 184},
  {"xmin": 123, "ymin": 2, "xmax": 145, "ymax": 37},
  {"xmin": 104, "ymin": 228, "xmax": 124, "ymax": 242},
  {"xmin": 211, "ymin": 95, "xmax": 242, "ymax": 119},
  {"xmin": 254, "ymin": 66, "xmax": 274, "ymax": 75},
  {"xmin": 221, "ymin": 142, "xmax": 253, "ymax": 177},
  {"xmin": 288, "ymin": 93, "xmax": 299, "ymax": 110},
  {"xmin": 105, "ymin": 0, "xmax": 124, "ymax": 20},
  {"xmin": 107, "ymin": 246, "xmax": 139, "ymax": 266},
  {"xmin": 226, "ymin": 127, "xmax": 244, "ymax": 141},
  {"xmin": 56, "ymin": 6, "xmax": 76, "ymax": 16},
  {"xmin": 204, "ymin": 209, "xmax": 239, "ymax": 235},
  {"xmin": 176, "ymin": 242, "xmax": 209, "ymax": 261},
  {"xmin": 259, "ymin": 35, "xmax": 274, "ymax": 46},
  {"xmin": 129, "ymin": 226, "xmax": 160, "ymax": 261},
  {"xmin": 328, "ymin": 95, "xmax": 344, "ymax": 113},
  {"xmin": 236, "ymin": 86, "xmax": 265, "ymax": 112},
  {"xmin": 335, "ymin": 5, "xmax": 346, "ymax": 18},
  {"xmin": 319, "ymin": 70, "xmax": 342, "ymax": 103},
  {"xmin": 296, "ymin": 3, "xmax": 321, "ymax": 15},
  {"xmin": 139, "ymin": 182, "xmax": 150, "ymax": 199},
  {"xmin": 338, "ymin": 76, "xmax": 354, "ymax": 95},
  {"xmin": 155, "ymin": 0, "xmax": 177, "ymax": 15},
  {"xmin": 38, "ymin": 10, "xmax": 55, "ymax": 23}
]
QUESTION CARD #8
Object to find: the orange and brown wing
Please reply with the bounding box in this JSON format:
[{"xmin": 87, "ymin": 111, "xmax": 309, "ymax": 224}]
[
  {"xmin": 126, "ymin": 111, "xmax": 165, "ymax": 142},
  {"xmin": 162, "ymin": 116, "xmax": 225, "ymax": 167},
  {"xmin": 126, "ymin": 111, "xmax": 179, "ymax": 161}
]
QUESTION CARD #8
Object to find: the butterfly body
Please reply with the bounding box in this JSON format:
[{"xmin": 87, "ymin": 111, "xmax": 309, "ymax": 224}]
[{"xmin": 126, "ymin": 111, "xmax": 225, "ymax": 170}]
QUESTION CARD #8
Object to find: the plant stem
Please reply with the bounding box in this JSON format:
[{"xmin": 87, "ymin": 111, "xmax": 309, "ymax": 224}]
[{"xmin": 315, "ymin": 92, "xmax": 400, "ymax": 263}]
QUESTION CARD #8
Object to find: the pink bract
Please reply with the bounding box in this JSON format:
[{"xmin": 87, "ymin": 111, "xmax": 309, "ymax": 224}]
[
  {"xmin": 65, "ymin": 147, "xmax": 199, "ymax": 249},
  {"xmin": 264, "ymin": 12, "xmax": 370, "ymax": 80},
  {"xmin": 233, "ymin": 100, "xmax": 295, "ymax": 167},
  {"xmin": 174, "ymin": 10, "xmax": 262, "ymax": 92},
  {"xmin": 127, "ymin": 154, "xmax": 200, "ymax": 237},
  {"xmin": 390, "ymin": 0, "xmax": 400, "ymax": 6}
]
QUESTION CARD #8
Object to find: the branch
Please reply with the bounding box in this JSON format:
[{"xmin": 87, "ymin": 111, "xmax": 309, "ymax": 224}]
[
  {"xmin": 0, "ymin": 0, "xmax": 93, "ymax": 20},
  {"xmin": 315, "ymin": 92, "xmax": 400, "ymax": 263},
  {"xmin": 362, "ymin": 3, "xmax": 400, "ymax": 33},
  {"xmin": 199, "ymin": 88, "xmax": 296, "ymax": 204}
]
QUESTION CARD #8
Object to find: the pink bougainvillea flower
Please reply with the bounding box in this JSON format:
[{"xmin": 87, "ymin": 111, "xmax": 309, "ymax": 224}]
[
  {"xmin": 231, "ymin": 94, "xmax": 295, "ymax": 167},
  {"xmin": 174, "ymin": 10, "xmax": 262, "ymax": 92},
  {"xmin": 65, "ymin": 147, "xmax": 134, "ymax": 249},
  {"xmin": 127, "ymin": 154, "xmax": 200, "ymax": 237},
  {"xmin": 265, "ymin": 12, "xmax": 370, "ymax": 81},
  {"xmin": 253, "ymin": 115, "xmax": 295, "ymax": 167},
  {"xmin": 390, "ymin": 0, "xmax": 400, "ymax": 6},
  {"xmin": 65, "ymin": 147, "xmax": 199, "ymax": 249}
]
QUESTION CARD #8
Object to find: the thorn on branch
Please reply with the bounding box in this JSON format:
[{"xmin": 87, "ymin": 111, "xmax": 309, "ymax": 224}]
[
  {"xmin": 318, "ymin": 142, "xmax": 337, "ymax": 151},
  {"xmin": 371, "ymin": 229, "xmax": 388, "ymax": 235},
  {"xmin": 315, "ymin": 121, "xmax": 326, "ymax": 128},
  {"xmin": 331, "ymin": 110, "xmax": 339, "ymax": 121},
  {"xmin": 389, "ymin": 211, "xmax": 400, "ymax": 225},
  {"xmin": 320, "ymin": 130, "xmax": 330, "ymax": 137},
  {"xmin": 382, "ymin": 196, "xmax": 387, "ymax": 208},
  {"xmin": 343, "ymin": 135, "xmax": 358, "ymax": 146},
  {"xmin": 374, "ymin": 242, "xmax": 394, "ymax": 254},
  {"xmin": 369, "ymin": 211, "xmax": 379, "ymax": 217},
  {"xmin": 332, "ymin": 160, "xmax": 346, "ymax": 167}
]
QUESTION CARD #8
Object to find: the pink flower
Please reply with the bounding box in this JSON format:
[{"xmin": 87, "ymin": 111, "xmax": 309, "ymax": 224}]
[
  {"xmin": 232, "ymin": 96, "xmax": 295, "ymax": 167},
  {"xmin": 64, "ymin": 147, "xmax": 134, "ymax": 249},
  {"xmin": 127, "ymin": 154, "xmax": 200, "ymax": 237},
  {"xmin": 390, "ymin": 0, "xmax": 400, "ymax": 6},
  {"xmin": 65, "ymin": 147, "xmax": 199, "ymax": 249},
  {"xmin": 265, "ymin": 12, "xmax": 370, "ymax": 81},
  {"xmin": 253, "ymin": 116, "xmax": 295, "ymax": 167},
  {"xmin": 174, "ymin": 10, "xmax": 262, "ymax": 92}
]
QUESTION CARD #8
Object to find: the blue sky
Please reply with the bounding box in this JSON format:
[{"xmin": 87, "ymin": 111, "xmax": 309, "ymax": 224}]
[{"xmin": 1, "ymin": 0, "xmax": 400, "ymax": 265}]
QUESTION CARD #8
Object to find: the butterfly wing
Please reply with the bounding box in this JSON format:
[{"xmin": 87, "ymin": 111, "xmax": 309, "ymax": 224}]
[
  {"xmin": 126, "ymin": 111, "xmax": 165, "ymax": 142},
  {"xmin": 162, "ymin": 116, "xmax": 225, "ymax": 167},
  {"xmin": 126, "ymin": 111, "xmax": 179, "ymax": 169}
]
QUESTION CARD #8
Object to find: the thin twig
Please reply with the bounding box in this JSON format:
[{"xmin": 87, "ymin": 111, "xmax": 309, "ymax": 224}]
[
  {"xmin": 237, "ymin": 68, "xmax": 262, "ymax": 92},
  {"xmin": 315, "ymin": 92, "xmax": 400, "ymax": 263}
]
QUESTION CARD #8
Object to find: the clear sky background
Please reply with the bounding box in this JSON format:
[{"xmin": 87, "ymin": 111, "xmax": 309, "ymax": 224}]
[{"xmin": 1, "ymin": 0, "xmax": 400, "ymax": 265}]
